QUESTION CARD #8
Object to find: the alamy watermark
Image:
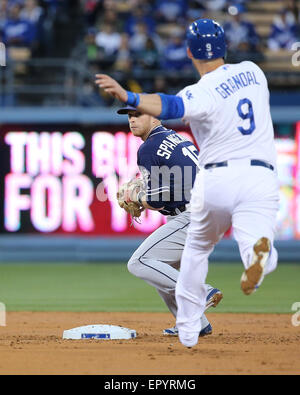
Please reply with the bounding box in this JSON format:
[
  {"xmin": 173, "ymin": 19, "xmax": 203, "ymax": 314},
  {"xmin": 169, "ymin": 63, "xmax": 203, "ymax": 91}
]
[
  {"xmin": 0, "ymin": 42, "xmax": 6, "ymax": 67},
  {"xmin": 291, "ymin": 302, "xmax": 300, "ymax": 327},
  {"xmin": 292, "ymin": 42, "xmax": 300, "ymax": 67},
  {"xmin": 96, "ymin": 165, "xmax": 195, "ymax": 203},
  {"xmin": 0, "ymin": 302, "xmax": 6, "ymax": 326}
]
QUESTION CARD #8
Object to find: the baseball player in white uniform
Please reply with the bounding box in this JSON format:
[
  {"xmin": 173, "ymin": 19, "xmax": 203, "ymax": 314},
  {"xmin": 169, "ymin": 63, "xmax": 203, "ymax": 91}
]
[{"xmin": 95, "ymin": 18, "xmax": 280, "ymax": 348}]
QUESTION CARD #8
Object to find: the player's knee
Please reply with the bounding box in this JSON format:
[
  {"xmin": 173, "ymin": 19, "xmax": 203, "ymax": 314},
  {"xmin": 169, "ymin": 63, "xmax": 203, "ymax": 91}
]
[{"xmin": 127, "ymin": 256, "xmax": 142, "ymax": 278}]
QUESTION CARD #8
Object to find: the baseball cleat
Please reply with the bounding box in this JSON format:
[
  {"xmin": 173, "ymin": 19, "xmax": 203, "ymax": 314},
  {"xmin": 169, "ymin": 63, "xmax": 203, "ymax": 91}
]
[
  {"xmin": 199, "ymin": 323, "xmax": 212, "ymax": 337},
  {"xmin": 205, "ymin": 288, "xmax": 223, "ymax": 310},
  {"xmin": 240, "ymin": 237, "xmax": 271, "ymax": 295},
  {"xmin": 163, "ymin": 326, "xmax": 179, "ymax": 336},
  {"xmin": 163, "ymin": 324, "xmax": 212, "ymax": 337}
]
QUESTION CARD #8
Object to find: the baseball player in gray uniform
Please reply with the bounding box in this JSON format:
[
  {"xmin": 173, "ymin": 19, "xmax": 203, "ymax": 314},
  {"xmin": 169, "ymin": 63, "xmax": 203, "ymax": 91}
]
[{"xmin": 116, "ymin": 105, "xmax": 223, "ymax": 336}]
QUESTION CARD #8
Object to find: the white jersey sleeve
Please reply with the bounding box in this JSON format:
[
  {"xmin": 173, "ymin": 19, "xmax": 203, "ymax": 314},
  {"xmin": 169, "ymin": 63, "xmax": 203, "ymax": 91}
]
[{"xmin": 177, "ymin": 84, "xmax": 215, "ymax": 121}]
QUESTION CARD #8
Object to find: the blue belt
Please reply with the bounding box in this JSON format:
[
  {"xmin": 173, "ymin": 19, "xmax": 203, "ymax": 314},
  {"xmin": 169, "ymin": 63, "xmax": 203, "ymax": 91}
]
[{"xmin": 204, "ymin": 159, "xmax": 274, "ymax": 171}]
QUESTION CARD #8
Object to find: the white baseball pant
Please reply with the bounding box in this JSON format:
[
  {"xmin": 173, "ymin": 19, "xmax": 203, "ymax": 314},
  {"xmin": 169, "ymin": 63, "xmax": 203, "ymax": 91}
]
[{"xmin": 175, "ymin": 159, "xmax": 280, "ymax": 347}]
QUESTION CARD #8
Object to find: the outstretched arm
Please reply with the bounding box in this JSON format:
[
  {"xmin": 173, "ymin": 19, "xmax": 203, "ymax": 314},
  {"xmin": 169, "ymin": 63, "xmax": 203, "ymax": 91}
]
[
  {"xmin": 95, "ymin": 74, "xmax": 184, "ymax": 120},
  {"xmin": 95, "ymin": 74, "xmax": 162, "ymax": 116}
]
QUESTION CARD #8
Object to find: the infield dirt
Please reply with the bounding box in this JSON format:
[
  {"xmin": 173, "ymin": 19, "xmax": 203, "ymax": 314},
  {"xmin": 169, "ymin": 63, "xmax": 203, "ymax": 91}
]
[{"xmin": 0, "ymin": 312, "xmax": 299, "ymax": 375}]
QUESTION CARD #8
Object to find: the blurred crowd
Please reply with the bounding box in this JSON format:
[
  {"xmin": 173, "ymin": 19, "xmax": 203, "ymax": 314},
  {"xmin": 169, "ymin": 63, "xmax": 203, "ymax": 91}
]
[
  {"xmin": 79, "ymin": 0, "xmax": 300, "ymax": 104},
  {"xmin": 0, "ymin": 0, "xmax": 44, "ymax": 57},
  {"xmin": 224, "ymin": 1, "xmax": 299, "ymax": 57},
  {"xmin": 0, "ymin": 0, "xmax": 299, "ymax": 105},
  {"xmin": 0, "ymin": 0, "xmax": 86, "ymax": 59}
]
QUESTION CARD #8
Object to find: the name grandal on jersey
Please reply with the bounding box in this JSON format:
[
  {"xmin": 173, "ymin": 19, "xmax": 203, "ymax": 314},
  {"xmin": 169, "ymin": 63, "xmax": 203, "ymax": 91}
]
[{"xmin": 215, "ymin": 70, "xmax": 260, "ymax": 99}]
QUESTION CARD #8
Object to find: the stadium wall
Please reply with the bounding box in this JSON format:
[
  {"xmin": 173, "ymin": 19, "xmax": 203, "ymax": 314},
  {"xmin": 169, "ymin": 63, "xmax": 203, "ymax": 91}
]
[
  {"xmin": 0, "ymin": 106, "xmax": 299, "ymax": 124},
  {"xmin": 0, "ymin": 236, "xmax": 299, "ymax": 263}
]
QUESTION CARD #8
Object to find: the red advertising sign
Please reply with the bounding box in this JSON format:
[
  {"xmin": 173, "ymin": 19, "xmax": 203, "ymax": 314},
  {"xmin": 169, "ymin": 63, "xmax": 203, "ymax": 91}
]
[{"xmin": 1, "ymin": 124, "xmax": 299, "ymax": 238}]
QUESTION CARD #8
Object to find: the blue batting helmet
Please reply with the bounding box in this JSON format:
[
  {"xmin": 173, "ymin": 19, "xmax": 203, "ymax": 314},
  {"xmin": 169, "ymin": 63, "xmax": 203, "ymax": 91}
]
[{"xmin": 186, "ymin": 19, "xmax": 226, "ymax": 60}]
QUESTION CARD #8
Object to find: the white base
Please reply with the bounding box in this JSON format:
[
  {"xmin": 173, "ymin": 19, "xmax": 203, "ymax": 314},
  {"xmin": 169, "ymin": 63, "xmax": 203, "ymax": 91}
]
[{"xmin": 63, "ymin": 324, "xmax": 137, "ymax": 340}]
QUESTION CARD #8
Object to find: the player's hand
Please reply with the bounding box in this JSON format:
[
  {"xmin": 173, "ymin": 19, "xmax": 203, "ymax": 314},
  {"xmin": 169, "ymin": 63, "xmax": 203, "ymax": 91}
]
[{"xmin": 95, "ymin": 74, "xmax": 128, "ymax": 103}]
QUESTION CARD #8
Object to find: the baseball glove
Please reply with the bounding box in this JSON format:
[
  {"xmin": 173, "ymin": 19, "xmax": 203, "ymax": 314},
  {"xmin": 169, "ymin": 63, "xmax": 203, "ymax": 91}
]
[{"xmin": 117, "ymin": 178, "xmax": 145, "ymax": 221}]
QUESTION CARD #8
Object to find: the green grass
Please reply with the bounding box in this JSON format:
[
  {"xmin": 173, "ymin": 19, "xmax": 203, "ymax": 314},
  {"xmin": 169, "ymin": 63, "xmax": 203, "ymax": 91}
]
[
  {"xmin": 206, "ymin": 263, "xmax": 300, "ymax": 313},
  {"xmin": 0, "ymin": 263, "xmax": 299, "ymax": 313}
]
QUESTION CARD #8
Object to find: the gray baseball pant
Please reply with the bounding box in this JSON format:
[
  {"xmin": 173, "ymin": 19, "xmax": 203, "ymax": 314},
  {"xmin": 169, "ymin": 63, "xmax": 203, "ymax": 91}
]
[{"xmin": 128, "ymin": 210, "xmax": 214, "ymax": 329}]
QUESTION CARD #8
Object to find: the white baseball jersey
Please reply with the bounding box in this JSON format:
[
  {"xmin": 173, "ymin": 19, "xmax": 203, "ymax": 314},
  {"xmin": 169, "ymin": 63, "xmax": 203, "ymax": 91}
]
[
  {"xmin": 175, "ymin": 63, "xmax": 280, "ymax": 348},
  {"xmin": 177, "ymin": 61, "xmax": 277, "ymax": 168}
]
